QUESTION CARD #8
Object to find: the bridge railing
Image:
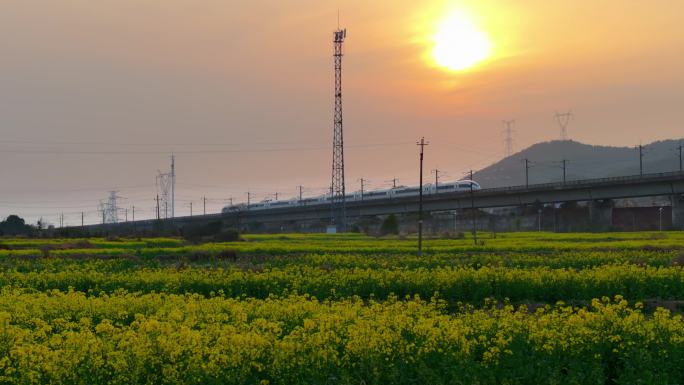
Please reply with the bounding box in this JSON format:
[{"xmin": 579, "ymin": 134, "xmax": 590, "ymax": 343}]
[{"xmin": 478, "ymin": 170, "xmax": 684, "ymax": 194}]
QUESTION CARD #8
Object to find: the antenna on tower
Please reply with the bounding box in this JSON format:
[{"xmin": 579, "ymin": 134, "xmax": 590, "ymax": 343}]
[
  {"xmin": 555, "ymin": 111, "xmax": 572, "ymax": 141},
  {"xmin": 502, "ymin": 120, "xmax": 515, "ymax": 157},
  {"xmin": 330, "ymin": 23, "xmax": 348, "ymax": 232}
]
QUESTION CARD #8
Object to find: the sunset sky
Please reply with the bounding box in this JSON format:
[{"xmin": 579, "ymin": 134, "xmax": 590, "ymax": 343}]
[{"xmin": 1, "ymin": 0, "xmax": 683, "ymax": 225}]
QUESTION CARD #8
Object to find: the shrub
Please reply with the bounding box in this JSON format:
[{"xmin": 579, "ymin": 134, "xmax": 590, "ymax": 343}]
[{"xmin": 380, "ymin": 214, "xmax": 399, "ymax": 235}]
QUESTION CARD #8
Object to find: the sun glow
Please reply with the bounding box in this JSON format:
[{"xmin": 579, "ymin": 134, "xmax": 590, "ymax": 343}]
[{"xmin": 431, "ymin": 12, "xmax": 492, "ymax": 71}]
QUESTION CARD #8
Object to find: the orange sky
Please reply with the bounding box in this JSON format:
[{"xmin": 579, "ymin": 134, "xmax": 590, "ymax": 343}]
[{"xmin": 0, "ymin": 0, "xmax": 683, "ymax": 224}]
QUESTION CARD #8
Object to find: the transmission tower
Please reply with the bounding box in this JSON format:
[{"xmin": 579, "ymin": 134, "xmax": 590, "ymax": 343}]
[
  {"xmin": 555, "ymin": 111, "xmax": 572, "ymax": 141},
  {"xmin": 99, "ymin": 191, "xmax": 121, "ymax": 224},
  {"xmin": 171, "ymin": 154, "xmax": 175, "ymax": 218},
  {"xmin": 502, "ymin": 120, "xmax": 515, "ymax": 157},
  {"xmin": 330, "ymin": 26, "xmax": 347, "ymax": 232},
  {"xmin": 155, "ymin": 154, "xmax": 176, "ymax": 219}
]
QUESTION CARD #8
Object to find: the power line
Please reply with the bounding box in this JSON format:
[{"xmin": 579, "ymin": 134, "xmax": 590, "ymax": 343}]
[
  {"xmin": 0, "ymin": 142, "xmax": 412, "ymax": 155},
  {"xmin": 0, "ymin": 138, "xmax": 413, "ymax": 148}
]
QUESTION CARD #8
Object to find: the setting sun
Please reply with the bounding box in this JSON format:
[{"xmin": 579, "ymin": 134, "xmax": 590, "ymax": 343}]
[{"xmin": 431, "ymin": 11, "xmax": 492, "ymax": 71}]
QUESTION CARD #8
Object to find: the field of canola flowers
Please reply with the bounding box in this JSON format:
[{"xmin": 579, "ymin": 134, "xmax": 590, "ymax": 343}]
[{"xmin": 0, "ymin": 231, "xmax": 683, "ymax": 384}]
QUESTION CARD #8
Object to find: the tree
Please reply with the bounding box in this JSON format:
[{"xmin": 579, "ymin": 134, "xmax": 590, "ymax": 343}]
[
  {"xmin": 380, "ymin": 214, "xmax": 399, "ymax": 235},
  {"xmin": 0, "ymin": 215, "xmax": 33, "ymax": 236}
]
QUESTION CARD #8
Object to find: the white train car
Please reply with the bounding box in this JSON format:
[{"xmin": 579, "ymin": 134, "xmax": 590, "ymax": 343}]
[
  {"xmin": 429, "ymin": 180, "xmax": 481, "ymax": 194},
  {"xmin": 268, "ymin": 199, "xmax": 298, "ymax": 209},
  {"xmin": 392, "ymin": 184, "xmax": 432, "ymax": 199},
  {"xmin": 355, "ymin": 188, "xmax": 393, "ymax": 201},
  {"xmin": 221, "ymin": 180, "xmax": 482, "ymax": 213},
  {"xmin": 221, "ymin": 203, "xmax": 247, "ymax": 214}
]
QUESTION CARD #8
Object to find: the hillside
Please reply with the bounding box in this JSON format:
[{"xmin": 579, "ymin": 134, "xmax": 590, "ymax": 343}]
[{"xmin": 473, "ymin": 139, "xmax": 683, "ymax": 188}]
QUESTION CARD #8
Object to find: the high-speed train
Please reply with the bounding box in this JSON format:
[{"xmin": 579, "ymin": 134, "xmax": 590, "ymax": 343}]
[{"xmin": 222, "ymin": 180, "xmax": 481, "ymax": 213}]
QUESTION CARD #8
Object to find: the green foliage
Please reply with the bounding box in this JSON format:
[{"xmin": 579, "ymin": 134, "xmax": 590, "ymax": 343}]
[
  {"xmin": 181, "ymin": 220, "xmax": 224, "ymax": 242},
  {"xmin": 0, "ymin": 215, "xmax": 34, "ymax": 236},
  {"xmin": 212, "ymin": 229, "xmax": 241, "ymax": 242},
  {"xmin": 380, "ymin": 214, "xmax": 399, "ymax": 235}
]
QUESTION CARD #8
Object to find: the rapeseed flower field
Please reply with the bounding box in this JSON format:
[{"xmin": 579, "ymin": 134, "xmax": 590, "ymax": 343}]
[{"xmin": 0, "ymin": 232, "xmax": 682, "ymax": 384}]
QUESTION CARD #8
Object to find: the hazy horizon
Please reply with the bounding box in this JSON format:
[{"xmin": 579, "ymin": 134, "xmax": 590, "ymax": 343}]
[{"xmin": 1, "ymin": 0, "xmax": 683, "ymax": 226}]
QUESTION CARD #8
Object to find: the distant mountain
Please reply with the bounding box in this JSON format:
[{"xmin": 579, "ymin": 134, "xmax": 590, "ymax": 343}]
[{"xmin": 473, "ymin": 139, "xmax": 683, "ymax": 189}]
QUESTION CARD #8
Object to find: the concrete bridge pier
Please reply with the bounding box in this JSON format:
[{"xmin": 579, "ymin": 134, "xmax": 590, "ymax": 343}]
[
  {"xmin": 589, "ymin": 200, "xmax": 613, "ymax": 230},
  {"xmin": 672, "ymin": 194, "xmax": 684, "ymax": 230}
]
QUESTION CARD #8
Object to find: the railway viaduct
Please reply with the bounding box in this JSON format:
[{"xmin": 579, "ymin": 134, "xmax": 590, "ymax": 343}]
[{"xmin": 88, "ymin": 171, "xmax": 684, "ymax": 233}]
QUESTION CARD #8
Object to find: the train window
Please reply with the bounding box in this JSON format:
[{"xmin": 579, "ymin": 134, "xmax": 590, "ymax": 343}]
[{"xmin": 396, "ymin": 188, "xmax": 419, "ymax": 194}]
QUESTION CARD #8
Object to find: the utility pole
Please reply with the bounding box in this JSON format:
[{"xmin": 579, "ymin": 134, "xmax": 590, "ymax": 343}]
[
  {"xmin": 417, "ymin": 137, "xmax": 428, "ymax": 257},
  {"xmin": 637, "ymin": 145, "xmax": 644, "ymax": 177},
  {"xmin": 81, "ymin": 212, "xmax": 84, "ymax": 227},
  {"xmin": 677, "ymin": 142, "xmax": 682, "ymax": 173},
  {"xmin": 246, "ymin": 192, "xmax": 251, "ymax": 208},
  {"xmin": 432, "ymin": 169, "xmax": 440, "ymax": 191},
  {"xmin": 125, "ymin": 208, "xmax": 128, "ymax": 222},
  {"xmin": 538, "ymin": 209, "xmax": 542, "ymax": 232},
  {"xmin": 659, "ymin": 207, "xmax": 664, "ymax": 231},
  {"xmin": 561, "ymin": 159, "xmax": 568, "ymax": 184},
  {"xmin": 359, "ymin": 178, "xmax": 366, "ymax": 200},
  {"xmin": 156, "ymin": 195, "xmax": 160, "ymax": 220},
  {"xmin": 469, "ymin": 169, "xmax": 477, "ymax": 245},
  {"xmin": 522, "ymin": 158, "xmax": 530, "ymax": 188},
  {"xmin": 203, "ymin": 197, "xmax": 206, "ymax": 215},
  {"xmin": 389, "ymin": 178, "xmax": 398, "ymax": 189},
  {"xmin": 274, "ymin": 192, "xmax": 279, "ymax": 201},
  {"xmin": 164, "ymin": 201, "xmax": 168, "ymax": 219},
  {"xmin": 132, "ymin": 206, "xmax": 135, "ymax": 222},
  {"xmin": 297, "ymin": 186, "xmax": 304, "ymax": 203},
  {"xmin": 171, "ymin": 154, "xmax": 175, "ymax": 218},
  {"xmin": 189, "ymin": 202, "xmax": 193, "ymax": 216}
]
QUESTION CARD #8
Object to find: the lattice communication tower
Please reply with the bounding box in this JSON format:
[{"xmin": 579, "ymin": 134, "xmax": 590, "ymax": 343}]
[{"xmin": 330, "ymin": 27, "xmax": 347, "ymax": 231}]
